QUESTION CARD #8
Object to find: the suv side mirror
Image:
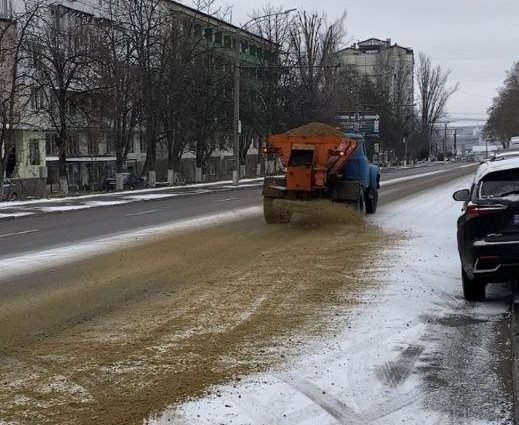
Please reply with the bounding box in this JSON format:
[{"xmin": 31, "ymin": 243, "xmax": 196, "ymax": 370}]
[{"xmin": 453, "ymin": 189, "xmax": 470, "ymax": 202}]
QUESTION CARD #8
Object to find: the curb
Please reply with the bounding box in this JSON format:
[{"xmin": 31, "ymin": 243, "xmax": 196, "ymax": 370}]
[{"xmin": 512, "ymin": 280, "xmax": 519, "ymax": 425}]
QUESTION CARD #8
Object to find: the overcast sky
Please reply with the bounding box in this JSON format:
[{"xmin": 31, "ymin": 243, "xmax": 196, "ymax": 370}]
[{"xmin": 225, "ymin": 0, "xmax": 519, "ymax": 121}]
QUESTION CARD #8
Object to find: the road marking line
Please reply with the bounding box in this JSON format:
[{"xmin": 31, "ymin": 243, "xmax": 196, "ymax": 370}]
[
  {"xmin": 215, "ymin": 198, "xmax": 238, "ymax": 203},
  {"xmin": 0, "ymin": 229, "xmax": 39, "ymax": 239},
  {"xmin": 125, "ymin": 209, "xmax": 163, "ymax": 217}
]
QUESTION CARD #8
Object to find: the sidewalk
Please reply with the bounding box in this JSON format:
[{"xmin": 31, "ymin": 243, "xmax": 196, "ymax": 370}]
[{"xmin": 0, "ymin": 178, "xmax": 264, "ymax": 220}]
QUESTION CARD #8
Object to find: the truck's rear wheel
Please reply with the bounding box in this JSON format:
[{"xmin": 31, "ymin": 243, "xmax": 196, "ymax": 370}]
[
  {"xmin": 263, "ymin": 197, "xmax": 292, "ymax": 224},
  {"xmin": 365, "ymin": 189, "xmax": 378, "ymax": 214}
]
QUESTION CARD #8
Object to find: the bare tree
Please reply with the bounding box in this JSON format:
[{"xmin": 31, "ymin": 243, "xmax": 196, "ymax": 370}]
[
  {"xmin": 158, "ymin": 0, "xmax": 228, "ymax": 185},
  {"xmin": 286, "ymin": 10, "xmax": 347, "ymax": 126},
  {"xmin": 120, "ymin": 0, "xmax": 165, "ymax": 187},
  {"xmin": 485, "ymin": 62, "xmax": 519, "ymax": 147},
  {"xmin": 0, "ymin": 1, "xmax": 41, "ymax": 200},
  {"xmin": 362, "ymin": 49, "xmax": 416, "ymax": 160},
  {"xmin": 92, "ymin": 1, "xmax": 140, "ymax": 190},
  {"xmin": 417, "ymin": 52, "xmax": 458, "ymax": 157},
  {"xmin": 24, "ymin": 4, "xmax": 97, "ymax": 194},
  {"xmin": 245, "ymin": 5, "xmax": 293, "ymax": 173}
]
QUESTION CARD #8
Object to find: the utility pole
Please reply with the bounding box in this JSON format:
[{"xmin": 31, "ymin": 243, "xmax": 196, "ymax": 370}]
[
  {"xmin": 453, "ymin": 129, "xmax": 457, "ymax": 159},
  {"xmin": 232, "ymin": 44, "xmax": 241, "ymax": 184},
  {"xmin": 232, "ymin": 9, "xmax": 297, "ymax": 185},
  {"xmin": 403, "ymin": 136, "xmax": 407, "ymax": 166},
  {"xmin": 443, "ymin": 122, "xmax": 448, "ymax": 156}
]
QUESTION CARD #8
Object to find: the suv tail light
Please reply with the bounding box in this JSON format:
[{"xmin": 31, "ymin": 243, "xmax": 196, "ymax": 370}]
[{"xmin": 465, "ymin": 203, "xmax": 508, "ymax": 221}]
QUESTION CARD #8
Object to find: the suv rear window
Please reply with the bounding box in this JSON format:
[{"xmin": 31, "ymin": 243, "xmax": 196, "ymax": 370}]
[{"xmin": 479, "ymin": 169, "xmax": 519, "ymax": 198}]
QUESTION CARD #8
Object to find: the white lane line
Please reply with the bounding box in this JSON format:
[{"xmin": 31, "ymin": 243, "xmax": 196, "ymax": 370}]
[
  {"xmin": 380, "ymin": 164, "xmax": 477, "ymax": 187},
  {"xmin": 126, "ymin": 209, "xmax": 163, "ymax": 217},
  {"xmin": 0, "ymin": 229, "xmax": 39, "ymax": 239},
  {"xmin": 0, "ymin": 212, "xmax": 35, "ymax": 219},
  {"xmin": 215, "ymin": 198, "xmax": 238, "ymax": 203}
]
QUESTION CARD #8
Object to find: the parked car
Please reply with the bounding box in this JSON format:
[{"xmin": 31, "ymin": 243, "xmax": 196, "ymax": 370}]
[
  {"xmin": 1, "ymin": 179, "xmax": 18, "ymax": 201},
  {"xmin": 490, "ymin": 151, "xmax": 519, "ymax": 161},
  {"xmin": 103, "ymin": 173, "xmax": 146, "ymax": 191},
  {"xmin": 454, "ymin": 158, "xmax": 519, "ymax": 301}
]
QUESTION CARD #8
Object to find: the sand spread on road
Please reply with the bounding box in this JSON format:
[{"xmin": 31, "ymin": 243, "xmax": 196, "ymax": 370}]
[{"xmin": 0, "ymin": 206, "xmax": 393, "ymax": 424}]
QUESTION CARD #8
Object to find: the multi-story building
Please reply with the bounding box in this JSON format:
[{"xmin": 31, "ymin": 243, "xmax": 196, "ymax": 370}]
[
  {"xmin": 337, "ymin": 38, "xmax": 415, "ymax": 106},
  {"xmin": 6, "ymin": 0, "xmax": 275, "ymax": 196},
  {"xmin": 2, "ymin": 0, "xmax": 47, "ymax": 197}
]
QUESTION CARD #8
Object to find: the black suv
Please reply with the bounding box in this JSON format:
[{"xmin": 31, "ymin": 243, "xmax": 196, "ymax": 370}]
[{"xmin": 454, "ymin": 159, "xmax": 519, "ymax": 301}]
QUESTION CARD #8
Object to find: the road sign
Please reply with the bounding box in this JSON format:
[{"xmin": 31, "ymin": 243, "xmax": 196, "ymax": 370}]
[{"xmin": 337, "ymin": 112, "xmax": 380, "ymax": 136}]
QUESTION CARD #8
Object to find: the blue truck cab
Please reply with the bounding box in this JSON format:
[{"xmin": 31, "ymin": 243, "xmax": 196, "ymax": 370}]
[{"xmin": 342, "ymin": 133, "xmax": 380, "ymax": 214}]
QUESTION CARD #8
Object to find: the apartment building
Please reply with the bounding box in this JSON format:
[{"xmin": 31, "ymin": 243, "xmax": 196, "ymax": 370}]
[
  {"xmin": 6, "ymin": 0, "xmax": 275, "ymax": 195},
  {"xmin": 337, "ymin": 38, "xmax": 415, "ymax": 105}
]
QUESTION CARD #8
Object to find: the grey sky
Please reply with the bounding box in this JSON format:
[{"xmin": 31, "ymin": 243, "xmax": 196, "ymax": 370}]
[{"xmin": 228, "ymin": 0, "xmax": 519, "ymax": 120}]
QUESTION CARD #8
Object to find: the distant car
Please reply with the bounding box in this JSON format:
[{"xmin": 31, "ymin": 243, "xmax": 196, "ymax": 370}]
[
  {"xmin": 103, "ymin": 173, "xmax": 146, "ymax": 191},
  {"xmin": 1, "ymin": 179, "xmax": 18, "ymax": 201},
  {"xmin": 454, "ymin": 158, "xmax": 519, "ymax": 301}
]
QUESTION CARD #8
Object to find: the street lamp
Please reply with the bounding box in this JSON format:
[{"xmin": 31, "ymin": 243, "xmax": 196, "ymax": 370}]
[{"xmin": 232, "ymin": 8, "xmax": 297, "ymax": 185}]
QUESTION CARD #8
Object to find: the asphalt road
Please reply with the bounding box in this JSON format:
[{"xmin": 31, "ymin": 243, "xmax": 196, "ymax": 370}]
[
  {"xmin": 0, "ymin": 160, "xmax": 513, "ymax": 425},
  {"xmin": 168, "ymin": 168, "xmax": 514, "ymax": 425},
  {"xmin": 0, "ymin": 162, "xmax": 475, "ymax": 259}
]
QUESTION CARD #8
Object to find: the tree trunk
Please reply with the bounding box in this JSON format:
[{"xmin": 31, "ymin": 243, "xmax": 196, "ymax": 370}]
[
  {"xmin": 115, "ymin": 153, "xmax": 125, "ymax": 191},
  {"xmin": 58, "ymin": 143, "xmax": 68, "ymax": 195},
  {"xmin": 148, "ymin": 170, "xmax": 156, "ymax": 187},
  {"xmin": 167, "ymin": 169, "xmax": 175, "ymax": 185},
  {"xmin": 195, "ymin": 167, "xmax": 202, "ymax": 183}
]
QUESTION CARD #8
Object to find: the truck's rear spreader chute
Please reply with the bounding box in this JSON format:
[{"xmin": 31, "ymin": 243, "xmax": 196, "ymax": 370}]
[{"xmin": 262, "ymin": 122, "xmax": 371, "ymax": 224}]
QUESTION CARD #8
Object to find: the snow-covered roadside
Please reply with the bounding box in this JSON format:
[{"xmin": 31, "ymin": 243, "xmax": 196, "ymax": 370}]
[
  {"xmin": 149, "ymin": 175, "xmax": 513, "ymax": 425},
  {"xmin": 0, "ymin": 183, "xmax": 263, "ymax": 220},
  {"xmin": 0, "ymin": 178, "xmax": 265, "ymax": 209}
]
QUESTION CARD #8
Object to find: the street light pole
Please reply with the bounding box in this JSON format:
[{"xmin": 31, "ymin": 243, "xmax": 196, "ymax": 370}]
[
  {"xmin": 232, "ymin": 43, "xmax": 241, "ymax": 184},
  {"xmin": 403, "ymin": 136, "xmax": 407, "ymax": 167},
  {"xmin": 443, "ymin": 122, "xmax": 449, "ymax": 157},
  {"xmin": 232, "ymin": 9, "xmax": 297, "ymax": 185}
]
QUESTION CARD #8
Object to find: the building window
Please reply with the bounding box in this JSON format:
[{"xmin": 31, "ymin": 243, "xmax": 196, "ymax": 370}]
[
  {"xmin": 194, "ymin": 24, "xmax": 202, "ymax": 38},
  {"xmin": 224, "ymin": 35, "xmax": 232, "ymax": 48},
  {"xmin": 214, "ymin": 32, "xmax": 222, "ymax": 45},
  {"xmin": 204, "ymin": 28, "xmax": 213, "ymax": 42},
  {"xmin": 30, "ymin": 88, "xmax": 45, "ymax": 111},
  {"xmin": 137, "ymin": 132, "xmax": 144, "ymax": 153},
  {"xmin": 29, "ymin": 140, "xmax": 40, "ymax": 165},
  {"xmin": 88, "ymin": 133, "xmax": 99, "ymax": 155},
  {"xmin": 208, "ymin": 162, "xmax": 216, "ymax": 176},
  {"xmin": 45, "ymin": 133, "xmax": 58, "ymax": 155},
  {"xmin": 0, "ymin": 0, "xmax": 12, "ymax": 19},
  {"xmin": 68, "ymin": 134, "xmax": 80, "ymax": 156}
]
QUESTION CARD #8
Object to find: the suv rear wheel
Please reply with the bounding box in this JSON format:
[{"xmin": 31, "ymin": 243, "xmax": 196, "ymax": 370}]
[{"xmin": 462, "ymin": 267, "xmax": 486, "ymax": 301}]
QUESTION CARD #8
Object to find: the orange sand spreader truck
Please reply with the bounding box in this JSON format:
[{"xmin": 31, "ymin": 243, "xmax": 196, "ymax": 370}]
[{"xmin": 261, "ymin": 122, "xmax": 381, "ymax": 224}]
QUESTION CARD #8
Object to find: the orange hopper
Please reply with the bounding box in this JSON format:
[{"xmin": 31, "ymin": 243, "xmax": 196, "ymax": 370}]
[{"xmin": 268, "ymin": 124, "xmax": 359, "ymax": 192}]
